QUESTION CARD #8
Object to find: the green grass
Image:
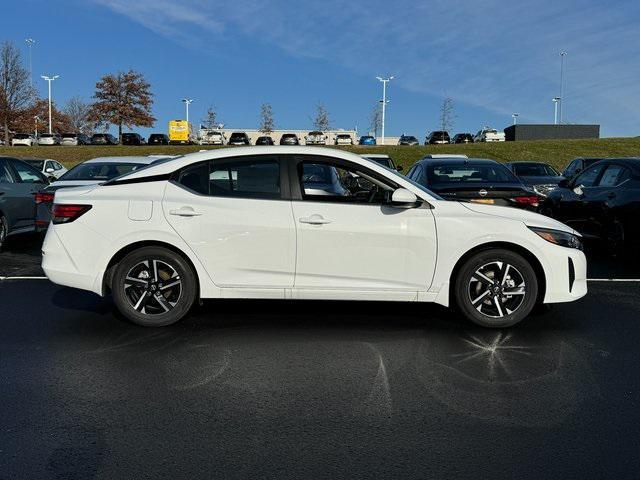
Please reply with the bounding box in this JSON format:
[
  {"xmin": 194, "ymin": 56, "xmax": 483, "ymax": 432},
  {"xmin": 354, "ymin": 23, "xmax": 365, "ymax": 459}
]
[{"xmin": 2, "ymin": 137, "xmax": 640, "ymax": 171}]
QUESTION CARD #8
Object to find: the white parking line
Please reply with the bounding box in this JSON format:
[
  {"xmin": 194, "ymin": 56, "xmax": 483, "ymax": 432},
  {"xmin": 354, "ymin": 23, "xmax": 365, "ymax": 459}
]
[
  {"xmin": 0, "ymin": 276, "xmax": 49, "ymax": 281},
  {"xmin": 588, "ymin": 278, "xmax": 640, "ymax": 282}
]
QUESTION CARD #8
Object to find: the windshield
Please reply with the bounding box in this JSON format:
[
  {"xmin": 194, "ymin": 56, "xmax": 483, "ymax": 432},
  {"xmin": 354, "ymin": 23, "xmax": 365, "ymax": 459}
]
[
  {"xmin": 60, "ymin": 162, "xmax": 150, "ymax": 181},
  {"xmin": 62, "ymin": 133, "xmax": 76, "ymax": 138},
  {"xmin": 25, "ymin": 160, "xmax": 45, "ymax": 170},
  {"xmin": 513, "ymin": 163, "xmax": 559, "ymax": 176},
  {"xmin": 14, "ymin": 134, "xmax": 30, "ymax": 139},
  {"xmin": 427, "ymin": 163, "xmax": 518, "ymax": 183},
  {"xmin": 365, "ymin": 157, "xmax": 392, "ymax": 168},
  {"xmin": 40, "ymin": 134, "xmax": 54, "ymax": 138}
]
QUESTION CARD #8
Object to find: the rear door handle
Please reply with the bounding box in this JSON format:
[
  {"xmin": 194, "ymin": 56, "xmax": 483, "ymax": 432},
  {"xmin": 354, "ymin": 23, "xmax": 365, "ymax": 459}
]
[
  {"xmin": 299, "ymin": 214, "xmax": 332, "ymax": 225},
  {"xmin": 169, "ymin": 207, "xmax": 202, "ymax": 217}
]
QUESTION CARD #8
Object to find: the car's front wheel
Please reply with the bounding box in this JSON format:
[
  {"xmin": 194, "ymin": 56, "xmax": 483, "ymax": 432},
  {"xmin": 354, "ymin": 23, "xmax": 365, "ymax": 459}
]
[
  {"xmin": 454, "ymin": 249, "xmax": 538, "ymax": 328},
  {"xmin": 111, "ymin": 247, "xmax": 197, "ymax": 327}
]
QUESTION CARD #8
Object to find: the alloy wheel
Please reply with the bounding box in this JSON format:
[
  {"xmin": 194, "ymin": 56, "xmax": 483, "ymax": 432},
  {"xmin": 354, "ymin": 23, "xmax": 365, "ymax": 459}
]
[
  {"xmin": 123, "ymin": 259, "xmax": 182, "ymax": 315},
  {"xmin": 468, "ymin": 261, "xmax": 526, "ymax": 318}
]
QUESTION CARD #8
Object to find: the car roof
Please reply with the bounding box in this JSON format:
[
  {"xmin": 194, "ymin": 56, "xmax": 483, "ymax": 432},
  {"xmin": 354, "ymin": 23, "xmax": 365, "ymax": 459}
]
[
  {"xmin": 361, "ymin": 154, "xmax": 390, "ymax": 159},
  {"xmin": 422, "ymin": 154, "xmax": 469, "ymax": 159},
  {"xmin": 81, "ymin": 156, "xmax": 172, "ymax": 165},
  {"xmin": 505, "ymin": 161, "xmax": 551, "ymax": 165},
  {"xmin": 417, "ymin": 157, "xmax": 499, "ymax": 165}
]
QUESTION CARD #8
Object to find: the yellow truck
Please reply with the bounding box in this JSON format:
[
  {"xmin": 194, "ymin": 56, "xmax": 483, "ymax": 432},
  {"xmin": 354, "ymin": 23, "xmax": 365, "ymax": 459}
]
[{"xmin": 168, "ymin": 120, "xmax": 194, "ymax": 144}]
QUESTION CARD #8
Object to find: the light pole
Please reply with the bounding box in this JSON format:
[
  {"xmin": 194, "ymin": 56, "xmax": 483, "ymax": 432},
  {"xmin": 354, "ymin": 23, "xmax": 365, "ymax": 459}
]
[
  {"xmin": 41, "ymin": 75, "xmax": 59, "ymax": 134},
  {"xmin": 376, "ymin": 76, "xmax": 394, "ymax": 145},
  {"xmin": 25, "ymin": 38, "xmax": 36, "ymax": 87},
  {"xmin": 34, "ymin": 115, "xmax": 40, "ymax": 137},
  {"xmin": 552, "ymin": 97, "xmax": 561, "ymax": 125},
  {"xmin": 559, "ymin": 51, "xmax": 567, "ymax": 124},
  {"xmin": 512, "ymin": 113, "xmax": 519, "ymax": 125},
  {"xmin": 182, "ymin": 98, "xmax": 194, "ymax": 123}
]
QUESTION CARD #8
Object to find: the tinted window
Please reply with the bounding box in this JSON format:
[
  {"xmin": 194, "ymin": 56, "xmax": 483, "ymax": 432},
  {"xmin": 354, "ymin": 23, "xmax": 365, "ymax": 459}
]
[
  {"xmin": 573, "ymin": 164, "xmax": 602, "ymax": 188},
  {"xmin": 0, "ymin": 160, "xmax": 14, "ymax": 183},
  {"xmin": 513, "ymin": 163, "xmax": 559, "ymax": 176},
  {"xmin": 178, "ymin": 156, "xmax": 281, "ymax": 199},
  {"xmin": 61, "ymin": 162, "xmax": 148, "ymax": 181},
  {"xmin": 598, "ymin": 165, "xmax": 629, "ymax": 187},
  {"xmin": 11, "ymin": 160, "xmax": 44, "ymax": 183},
  {"xmin": 426, "ymin": 163, "xmax": 517, "ymax": 183},
  {"xmin": 13, "ymin": 134, "xmax": 29, "ymax": 139}
]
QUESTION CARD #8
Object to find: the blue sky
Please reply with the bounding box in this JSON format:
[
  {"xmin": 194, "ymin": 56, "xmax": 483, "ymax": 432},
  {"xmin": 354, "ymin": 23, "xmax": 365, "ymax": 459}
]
[{"xmin": 2, "ymin": 0, "xmax": 639, "ymax": 137}]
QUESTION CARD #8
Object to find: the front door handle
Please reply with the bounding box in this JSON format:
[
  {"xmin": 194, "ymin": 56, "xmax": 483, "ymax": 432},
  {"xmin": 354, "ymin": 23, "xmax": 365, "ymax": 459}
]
[
  {"xmin": 169, "ymin": 207, "xmax": 202, "ymax": 217},
  {"xmin": 299, "ymin": 214, "xmax": 332, "ymax": 225}
]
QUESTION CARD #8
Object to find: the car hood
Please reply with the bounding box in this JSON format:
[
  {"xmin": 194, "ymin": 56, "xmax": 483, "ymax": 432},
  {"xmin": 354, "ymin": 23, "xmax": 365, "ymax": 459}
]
[
  {"xmin": 519, "ymin": 175, "xmax": 564, "ymax": 185},
  {"xmin": 460, "ymin": 202, "xmax": 577, "ymax": 235}
]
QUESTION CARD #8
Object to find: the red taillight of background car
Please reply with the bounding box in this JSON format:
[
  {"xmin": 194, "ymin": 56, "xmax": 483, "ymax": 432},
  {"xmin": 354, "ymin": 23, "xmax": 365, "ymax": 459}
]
[
  {"xmin": 513, "ymin": 195, "xmax": 540, "ymax": 207},
  {"xmin": 35, "ymin": 192, "xmax": 55, "ymax": 204},
  {"xmin": 51, "ymin": 204, "xmax": 92, "ymax": 224}
]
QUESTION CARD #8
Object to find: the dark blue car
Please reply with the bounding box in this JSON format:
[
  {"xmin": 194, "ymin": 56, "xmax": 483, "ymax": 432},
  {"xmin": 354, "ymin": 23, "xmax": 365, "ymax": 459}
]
[{"xmin": 359, "ymin": 135, "xmax": 377, "ymax": 145}]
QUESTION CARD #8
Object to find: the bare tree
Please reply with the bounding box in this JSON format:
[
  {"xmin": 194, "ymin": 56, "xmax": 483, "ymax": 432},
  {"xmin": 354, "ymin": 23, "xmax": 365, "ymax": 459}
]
[
  {"xmin": 369, "ymin": 103, "xmax": 382, "ymax": 137},
  {"xmin": 64, "ymin": 96, "xmax": 92, "ymax": 134},
  {"xmin": 202, "ymin": 105, "xmax": 219, "ymax": 129},
  {"xmin": 439, "ymin": 97, "xmax": 456, "ymax": 132},
  {"xmin": 312, "ymin": 103, "xmax": 330, "ymax": 132},
  {"xmin": 259, "ymin": 103, "xmax": 274, "ymax": 134},
  {"xmin": 0, "ymin": 42, "xmax": 35, "ymax": 143},
  {"xmin": 88, "ymin": 69, "xmax": 155, "ymax": 141}
]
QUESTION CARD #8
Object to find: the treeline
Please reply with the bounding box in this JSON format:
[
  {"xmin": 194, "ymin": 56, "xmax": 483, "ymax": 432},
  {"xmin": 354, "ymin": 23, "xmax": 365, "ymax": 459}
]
[{"xmin": 0, "ymin": 41, "xmax": 154, "ymax": 144}]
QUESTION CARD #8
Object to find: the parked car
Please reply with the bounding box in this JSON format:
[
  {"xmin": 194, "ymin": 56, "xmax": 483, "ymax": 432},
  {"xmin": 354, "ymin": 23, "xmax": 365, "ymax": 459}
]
[
  {"xmin": 334, "ymin": 134, "xmax": 353, "ymax": 145},
  {"xmin": 35, "ymin": 155, "xmax": 174, "ymax": 230},
  {"xmin": 11, "ymin": 133, "xmax": 38, "ymax": 147},
  {"xmin": 0, "ymin": 156, "xmax": 48, "ymax": 249},
  {"xmin": 228, "ymin": 132, "xmax": 251, "ymax": 146},
  {"xmin": 280, "ymin": 133, "xmax": 300, "ymax": 145},
  {"xmin": 561, "ymin": 157, "xmax": 604, "ymax": 179},
  {"xmin": 37, "ymin": 133, "xmax": 61, "ymax": 146},
  {"xmin": 199, "ymin": 130, "xmax": 225, "ymax": 146},
  {"xmin": 359, "ymin": 135, "xmax": 377, "ymax": 145},
  {"xmin": 451, "ymin": 133, "xmax": 474, "ymax": 144},
  {"xmin": 406, "ymin": 157, "xmax": 540, "ymax": 210},
  {"xmin": 60, "ymin": 133, "xmax": 91, "ymax": 146},
  {"xmin": 41, "ymin": 146, "xmax": 586, "ymax": 329},
  {"xmin": 305, "ymin": 131, "xmax": 327, "ymax": 145},
  {"xmin": 360, "ymin": 154, "xmax": 402, "ymax": 171},
  {"xmin": 21, "ymin": 157, "xmax": 68, "ymax": 180},
  {"xmin": 506, "ymin": 161, "xmax": 564, "ymax": 197},
  {"xmin": 425, "ymin": 131, "xmax": 451, "ymax": 145},
  {"xmin": 542, "ymin": 158, "xmax": 640, "ymax": 252},
  {"xmin": 148, "ymin": 133, "xmax": 170, "ymax": 145},
  {"xmin": 474, "ymin": 128, "xmax": 505, "ymax": 142},
  {"xmin": 398, "ymin": 135, "xmax": 419, "ymax": 146},
  {"xmin": 255, "ymin": 136, "xmax": 275, "ymax": 146},
  {"xmin": 91, "ymin": 133, "xmax": 119, "ymax": 145},
  {"xmin": 122, "ymin": 133, "xmax": 146, "ymax": 146}
]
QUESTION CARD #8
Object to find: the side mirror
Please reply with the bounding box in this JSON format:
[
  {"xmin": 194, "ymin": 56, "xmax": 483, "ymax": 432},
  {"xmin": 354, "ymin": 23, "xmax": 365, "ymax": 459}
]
[
  {"xmin": 573, "ymin": 186, "xmax": 584, "ymax": 196},
  {"xmin": 396, "ymin": 165, "xmax": 403, "ymax": 172},
  {"xmin": 391, "ymin": 188, "xmax": 419, "ymax": 208},
  {"xmin": 45, "ymin": 167, "xmax": 54, "ymax": 173}
]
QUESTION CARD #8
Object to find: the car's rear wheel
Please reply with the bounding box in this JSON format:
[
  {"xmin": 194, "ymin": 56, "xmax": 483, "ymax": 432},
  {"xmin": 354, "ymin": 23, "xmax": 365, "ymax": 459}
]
[
  {"xmin": 112, "ymin": 247, "xmax": 197, "ymax": 327},
  {"xmin": 454, "ymin": 249, "xmax": 538, "ymax": 328},
  {"xmin": 0, "ymin": 215, "xmax": 7, "ymax": 250}
]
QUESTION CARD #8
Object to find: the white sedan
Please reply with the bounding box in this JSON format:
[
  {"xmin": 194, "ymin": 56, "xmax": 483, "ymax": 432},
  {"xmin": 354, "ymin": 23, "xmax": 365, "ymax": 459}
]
[{"xmin": 42, "ymin": 147, "xmax": 587, "ymax": 328}]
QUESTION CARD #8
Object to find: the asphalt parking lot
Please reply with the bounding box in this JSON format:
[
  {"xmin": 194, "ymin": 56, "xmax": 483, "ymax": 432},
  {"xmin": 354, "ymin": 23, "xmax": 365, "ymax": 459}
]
[{"xmin": 1, "ymin": 236, "xmax": 640, "ymax": 479}]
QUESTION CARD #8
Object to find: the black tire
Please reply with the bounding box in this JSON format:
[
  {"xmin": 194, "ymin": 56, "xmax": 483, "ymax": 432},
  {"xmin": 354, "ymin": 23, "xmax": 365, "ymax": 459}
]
[
  {"xmin": 0, "ymin": 215, "xmax": 7, "ymax": 251},
  {"xmin": 111, "ymin": 247, "xmax": 197, "ymax": 327},
  {"xmin": 454, "ymin": 249, "xmax": 538, "ymax": 328}
]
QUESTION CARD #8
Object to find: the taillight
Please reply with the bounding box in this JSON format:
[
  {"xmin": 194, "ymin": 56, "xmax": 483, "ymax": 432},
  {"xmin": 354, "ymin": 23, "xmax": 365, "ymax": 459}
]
[
  {"xmin": 35, "ymin": 192, "xmax": 55, "ymax": 204},
  {"xmin": 513, "ymin": 195, "xmax": 540, "ymax": 207},
  {"xmin": 51, "ymin": 204, "xmax": 92, "ymax": 224}
]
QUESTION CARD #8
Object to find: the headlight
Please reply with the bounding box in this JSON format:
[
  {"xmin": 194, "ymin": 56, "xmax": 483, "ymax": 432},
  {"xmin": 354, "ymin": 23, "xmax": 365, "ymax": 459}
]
[
  {"xmin": 529, "ymin": 227, "xmax": 582, "ymax": 250},
  {"xmin": 533, "ymin": 184, "xmax": 558, "ymax": 197}
]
